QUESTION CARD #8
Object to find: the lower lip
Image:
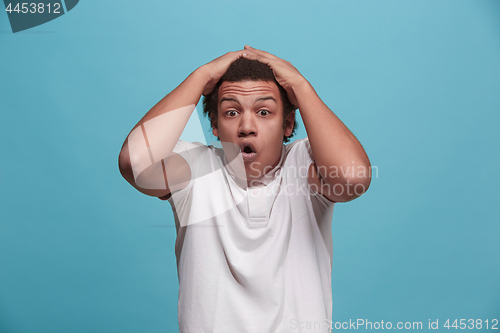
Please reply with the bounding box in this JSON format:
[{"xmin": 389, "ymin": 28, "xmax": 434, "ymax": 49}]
[{"xmin": 242, "ymin": 152, "xmax": 257, "ymax": 163}]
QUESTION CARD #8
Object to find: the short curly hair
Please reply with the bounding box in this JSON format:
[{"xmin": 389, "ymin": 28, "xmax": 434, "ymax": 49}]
[{"xmin": 202, "ymin": 57, "xmax": 298, "ymax": 143}]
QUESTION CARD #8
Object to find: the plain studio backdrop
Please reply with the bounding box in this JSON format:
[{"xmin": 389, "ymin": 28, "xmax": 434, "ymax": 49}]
[{"xmin": 1, "ymin": 0, "xmax": 499, "ymax": 332}]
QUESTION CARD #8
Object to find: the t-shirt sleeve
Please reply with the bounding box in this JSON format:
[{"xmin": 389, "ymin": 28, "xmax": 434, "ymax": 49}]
[
  {"xmin": 295, "ymin": 137, "xmax": 315, "ymax": 166},
  {"xmin": 157, "ymin": 140, "xmax": 204, "ymax": 201},
  {"xmin": 171, "ymin": 140, "xmax": 205, "ymax": 168},
  {"xmin": 287, "ymin": 137, "xmax": 336, "ymax": 206}
]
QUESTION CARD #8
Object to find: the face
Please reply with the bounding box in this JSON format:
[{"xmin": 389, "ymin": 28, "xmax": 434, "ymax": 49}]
[{"xmin": 213, "ymin": 80, "xmax": 294, "ymax": 183}]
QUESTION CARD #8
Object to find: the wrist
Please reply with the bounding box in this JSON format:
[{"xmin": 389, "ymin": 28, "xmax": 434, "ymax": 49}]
[
  {"xmin": 291, "ymin": 78, "xmax": 321, "ymax": 113},
  {"xmin": 194, "ymin": 65, "xmax": 213, "ymax": 85},
  {"xmin": 291, "ymin": 76, "xmax": 311, "ymax": 93}
]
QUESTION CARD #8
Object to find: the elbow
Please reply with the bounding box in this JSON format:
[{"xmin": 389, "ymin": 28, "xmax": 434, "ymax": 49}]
[
  {"xmin": 118, "ymin": 153, "xmax": 130, "ymax": 178},
  {"xmin": 343, "ymin": 162, "xmax": 372, "ymax": 200},
  {"xmin": 322, "ymin": 162, "xmax": 372, "ymax": 203},
  {"xmin": 347, "ymin": 174, "xmax": 371, "ymax": 199},
  {"xmin": 118, "ymin": 142, "xmax": 135, "ymax": 184}
]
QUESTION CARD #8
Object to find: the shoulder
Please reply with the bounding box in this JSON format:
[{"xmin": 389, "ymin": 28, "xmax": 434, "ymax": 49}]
[
  {"xmin": 285, "ymin": 136, "xmax": 309, "ymax": 152},
  {"xmin": 172, "ymin": 140, "xmax": 216, "ymax": 164},
  {"xmin": 173, "ymin": 140, "xmax": 206, "ymax": 154},
  {"xmin": 172, "ymin": 141, "xmax": 226, "ymax": 184},
  {"xmin": 284, "ymin": 137, "xmax": 314, "ymax": 167}
]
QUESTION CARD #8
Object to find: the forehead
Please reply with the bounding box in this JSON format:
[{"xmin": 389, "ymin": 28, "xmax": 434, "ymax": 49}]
[{"xmin": 218, "ymin": 80, "xmax": 280, "ymax": 102}]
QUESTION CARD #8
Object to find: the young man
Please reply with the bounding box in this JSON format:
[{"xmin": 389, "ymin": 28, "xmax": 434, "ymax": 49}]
[{"xmin": 119, "ymin": 46, "xmax": 371, "ymax": 332}]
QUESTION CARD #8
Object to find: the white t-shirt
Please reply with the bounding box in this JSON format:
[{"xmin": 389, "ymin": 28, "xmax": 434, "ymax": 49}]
[{"xmin": 168, "ymin": 137, "xmax": 335, "ymax": 333}]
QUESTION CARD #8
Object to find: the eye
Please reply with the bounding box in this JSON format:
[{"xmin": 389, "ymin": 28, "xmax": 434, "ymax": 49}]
[
  {"xmin": 225, "ymin": 110, "xmax": 238, "ymax": 117},
  {"xmin": 258, "ymin": 109, "xmax": 270, "ymax": 116}
]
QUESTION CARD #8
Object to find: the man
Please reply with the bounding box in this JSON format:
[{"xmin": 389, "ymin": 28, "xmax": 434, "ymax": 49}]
[{"xmin": 118, "ymin": 46, "xmax": 371, "ymax": 332}]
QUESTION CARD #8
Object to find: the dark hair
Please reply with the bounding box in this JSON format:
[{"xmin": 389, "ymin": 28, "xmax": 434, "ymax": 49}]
[{"xmin": 202, "ymin": 57, "xmax": 298, "ymax": 143}]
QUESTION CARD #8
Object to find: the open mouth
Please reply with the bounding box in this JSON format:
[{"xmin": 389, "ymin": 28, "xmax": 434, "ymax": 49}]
[{"xmin": 240, "ymin": 142, "xmax": 257, "ymax": 162}]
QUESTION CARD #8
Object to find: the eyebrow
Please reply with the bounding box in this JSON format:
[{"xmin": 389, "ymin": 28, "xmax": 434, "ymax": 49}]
[
  {"xmin": 220, "ymin": 97, "xmax": 240, "ymax": 106},
  {"xmin": 219, "ymin": 96, "xmax": 277, "ymax": 106},
  {"xmin": 255, "ymin": 96, "xmax": 277, "ymax": 103}
]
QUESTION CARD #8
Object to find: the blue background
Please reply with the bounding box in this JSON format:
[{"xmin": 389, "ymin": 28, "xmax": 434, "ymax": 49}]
[{"xmin": 1, "ymin": 0, "xmax": 499, "ymax": 332}]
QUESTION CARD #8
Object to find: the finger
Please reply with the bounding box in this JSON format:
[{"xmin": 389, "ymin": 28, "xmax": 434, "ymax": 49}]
[
  {"xmin": 233, "ymin": 50, "xmax": 250, "ymax": 59},
  {"xmin": 242, "ymin": 52, "xmax": 272, "ymax": 64},
  {"xmin": 241, "ymin": 49, "xmax": 258, "ymax": 57},
  {"xmin": 223, "ymin": 50, "xmax": 254, "ymax": 64},
  {"xmin": 246, "ymin": 46, "xmax": 277, "ymax": 59},
  {"xmin": 239, "ymin": 49, "xmax": 262, "ymax": 59},
  {"xmin": 244, "ymin": 45, "xmax": 279, "ymax": 60}
]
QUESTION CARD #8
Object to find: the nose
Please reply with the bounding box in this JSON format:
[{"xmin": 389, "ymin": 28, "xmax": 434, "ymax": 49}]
[{"xmin": 238, "ymin": 111, "xmax": 257, "ymax": 137}]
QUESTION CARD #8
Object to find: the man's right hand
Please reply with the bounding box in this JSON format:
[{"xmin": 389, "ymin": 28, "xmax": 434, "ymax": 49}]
[{"xmin": 200, "ymin": 50, "xmax": 258, "ymax": 96}]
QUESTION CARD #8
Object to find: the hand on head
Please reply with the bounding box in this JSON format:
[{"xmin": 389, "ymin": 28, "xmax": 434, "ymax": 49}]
[
  {"xmin": 202, "ymin": 46, "xmax": 304, "ymax": 106},
  {"xmin": 241, "ymin": 45, "xmax": 304, "ymax": 106},
  {"xmin": 201, "ymin": 49, "xmax": 258, "ymax": 96}
]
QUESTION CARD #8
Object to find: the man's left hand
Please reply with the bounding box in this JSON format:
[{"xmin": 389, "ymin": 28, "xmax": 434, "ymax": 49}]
[{"xmin": 242, "ymin": 45, "xmax": 306, "ymax": 106}]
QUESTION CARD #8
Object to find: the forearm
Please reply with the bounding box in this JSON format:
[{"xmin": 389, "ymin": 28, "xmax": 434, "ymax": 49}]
[
  {"xmin": 293, "ymin": 79, "xmax": 371, "ymax": 188},
  {"xmin": 118, "ymin": 66, "xmax": 210, "ymax": 192},
  {"xmin": 130, "ymin": 66, "xmax": 210, "ymax": 129}
]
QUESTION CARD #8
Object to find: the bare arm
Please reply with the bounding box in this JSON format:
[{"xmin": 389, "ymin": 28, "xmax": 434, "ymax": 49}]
[
  {"xmin": 242, "ymin": 46, "xmax": 371, "ymax": 202},
  {"xmin": 295, "ymin": 80, "xmax": 371, "ymax": 202},
  {"xmin": 118, "ymin": 50, "xmax": 251, "ymax": 199}
]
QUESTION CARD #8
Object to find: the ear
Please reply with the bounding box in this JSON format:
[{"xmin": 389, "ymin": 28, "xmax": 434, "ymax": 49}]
[
  {"xmin": 284, "ymin": 111, "xmax": 295, "ymax": 137},
  {"xmin": 212, "ymin": 120, "xmax": 219, "ymax": 137}
]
